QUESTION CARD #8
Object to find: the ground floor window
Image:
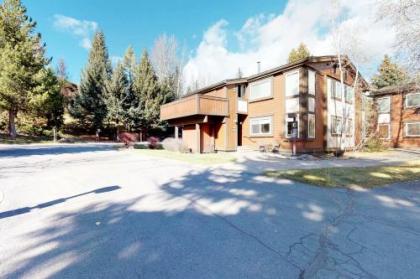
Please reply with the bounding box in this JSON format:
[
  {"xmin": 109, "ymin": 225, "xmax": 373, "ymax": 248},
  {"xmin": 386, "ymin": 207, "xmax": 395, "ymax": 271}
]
[
  {"xmin": 331, "ymin": 116, "xmax": 342, "ymax": 136},
  {"xmin": 308, "ymin": 114, "xmax": 315, "ymax": 138},
  {"xmin": 250, "ymin": 116, "xmax": 272, "ymax": 136},
  {"xmin": 286, "ymin": 114, "xmax": 299, "ymax": 138},
  {"xmin": 378, "ymin": 124, "xmax": 390, "ymax": 139},
  {"xmin": 405, "ymin": 122, "xmax": 420, "ymax": 137}
]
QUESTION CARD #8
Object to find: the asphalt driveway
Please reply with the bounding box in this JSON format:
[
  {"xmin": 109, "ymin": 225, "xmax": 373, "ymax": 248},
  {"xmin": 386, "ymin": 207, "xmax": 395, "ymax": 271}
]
[{"xmin": 0, "ymin": 145, "xmax": 419, "ymax": 278}]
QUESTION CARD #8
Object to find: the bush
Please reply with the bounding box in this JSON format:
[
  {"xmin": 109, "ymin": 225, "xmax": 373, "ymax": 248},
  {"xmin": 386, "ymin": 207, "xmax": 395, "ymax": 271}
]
[
  {"xmin": 161, "ymin": 137, "xmax": 190, "ymax": 153},
  {"xmin": 119, "ymin": 132, "xmax": 138, "ymax": 147},
  {"xmin": 364, "ymin": 137, "xmax": 385, "ymax": 152},
  {"xmin": 148, "ymin": 136, "xmax": 161, "ymax": 149}
]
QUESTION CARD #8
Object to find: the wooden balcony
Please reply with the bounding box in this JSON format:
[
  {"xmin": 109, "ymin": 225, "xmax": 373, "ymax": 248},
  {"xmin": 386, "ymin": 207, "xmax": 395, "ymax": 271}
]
[{"xmin": 160, "ymin": 94, "xmax": 228, "ymax": 121}]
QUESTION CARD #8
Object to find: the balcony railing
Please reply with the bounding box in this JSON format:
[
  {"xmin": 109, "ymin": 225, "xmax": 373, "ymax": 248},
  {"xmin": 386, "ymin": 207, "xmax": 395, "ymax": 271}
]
[{"xmin": 160, "ymin": 94, "xmax": 228, "ymax": 121}]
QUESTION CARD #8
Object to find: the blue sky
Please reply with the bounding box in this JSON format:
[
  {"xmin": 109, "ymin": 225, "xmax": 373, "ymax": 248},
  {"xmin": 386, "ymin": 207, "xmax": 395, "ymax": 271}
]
[
  {"xmin": 23, "ymin": 0, "xmax": 287, "ymax": 82},
  {"xmin": 23, "ymin": 0, "xmax": 395, "ymax": 87}
]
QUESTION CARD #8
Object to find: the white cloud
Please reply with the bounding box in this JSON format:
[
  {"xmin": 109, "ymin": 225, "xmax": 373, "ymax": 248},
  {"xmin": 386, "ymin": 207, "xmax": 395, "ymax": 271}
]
[
  {"xmin": 53, "ymin": 14, "xmax": 98, "ymax": 50},
  {"xmin": 183, "ymin": 0, "xmax": 396, "ymax": 89}
]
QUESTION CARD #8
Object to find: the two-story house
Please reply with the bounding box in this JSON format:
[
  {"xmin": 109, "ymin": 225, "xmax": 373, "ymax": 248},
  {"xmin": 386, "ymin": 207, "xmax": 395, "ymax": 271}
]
[
  {"xmin": 160, "ymin": 55, "xmax": 368, "ymax": 153},
  {"xmin": 371, "ymin": 83, "xmax": 420, "ymax": 148}
]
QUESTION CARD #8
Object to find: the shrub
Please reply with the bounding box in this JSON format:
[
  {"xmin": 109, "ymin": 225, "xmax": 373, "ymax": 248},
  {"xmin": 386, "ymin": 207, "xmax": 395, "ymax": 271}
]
[
  {"xmin": 364, "ymin": 137, "xmax": 385, "ymax": 152},
  {"xmin": 162, "ymin": 137, "xmax": 190, "ymax": 153},
  {"xmin": 148, "ymin": 136, "xmax": 161, "ymax": 149},
  {"xmin": 119, "ymin": 132, "xmax": 138, "ymax": 147}
]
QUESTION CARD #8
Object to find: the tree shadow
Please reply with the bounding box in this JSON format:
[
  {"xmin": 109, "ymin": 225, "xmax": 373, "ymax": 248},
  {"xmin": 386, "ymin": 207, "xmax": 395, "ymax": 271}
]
[
  {"xmin": 0, "ymin": 144, "xmax": 120, "ymax": 158},
  {"xmin": 1, "ymin": 167, "xmax": 419, "ymax": 278}
]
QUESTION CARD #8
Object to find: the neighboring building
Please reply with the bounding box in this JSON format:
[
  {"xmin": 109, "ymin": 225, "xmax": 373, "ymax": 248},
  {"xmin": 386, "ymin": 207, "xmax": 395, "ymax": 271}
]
[
  {"xmin": 160, "ymin": 56, "xmax": 368, "ymax": 153},
  {"xmin": 371, "ymin": 83, "xmax": 420, "ymax": 148}
]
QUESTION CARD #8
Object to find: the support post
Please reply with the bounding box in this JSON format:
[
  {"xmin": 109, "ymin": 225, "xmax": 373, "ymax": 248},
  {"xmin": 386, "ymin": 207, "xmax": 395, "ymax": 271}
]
[
  {"xmin": 196, "ymin": 123, "xmax": 201, "ymax": 153},
  {"xmin": 175, "ymin": 126, "xmax": 179, "ymax": 139}
]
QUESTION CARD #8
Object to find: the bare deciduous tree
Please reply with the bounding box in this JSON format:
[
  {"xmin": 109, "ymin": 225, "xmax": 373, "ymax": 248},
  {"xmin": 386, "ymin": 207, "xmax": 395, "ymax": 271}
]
[{"xmin": 377, "ymin": 0, "xmax": 420, "ymax": 78}]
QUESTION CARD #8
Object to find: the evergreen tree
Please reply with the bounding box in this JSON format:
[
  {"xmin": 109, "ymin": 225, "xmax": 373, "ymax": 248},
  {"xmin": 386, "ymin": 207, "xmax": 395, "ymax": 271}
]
[
  {"xmin": 70, "ymin": 31, "xmax": 111, "ymax": 130},
  {"xmin": 104, "ymin": 62, "xmax": 128, "ymax": 138},
  {"xmin": 0, "ymin": 0, "xmax": 49, "ymax": 138},
  {"xmin": 133, "ymin": 50, "xmax": 161, "ymax": 134},
  {"xmin": 29, "ymin": 67, "xmax": 64, "ymax": 129},
  {"xmin": 371, "ymin": 55, "xmax": 407, "ymax": 89},
  {"xmin": 288, "ymin": 43, "xmax": 311, "ymax": 63}
]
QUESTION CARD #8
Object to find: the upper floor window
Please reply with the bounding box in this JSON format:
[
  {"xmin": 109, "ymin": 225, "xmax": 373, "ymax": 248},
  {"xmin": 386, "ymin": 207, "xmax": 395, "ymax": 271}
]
[
  {"xmin": 250, "ymin": 116, "xmax": 272, "ymax": 136},
  {"xmin": 328, "ymin": 78, "xmax": 342, "ymax": 100},
  {"xmin": 308, "ymin": 70, "xmax": 316, "ymax": 95},
  {"xmin": 308, "ymin": 97, "xmax": 315, "ymax": 112},
  {"xmin": 405, "ymin": 93, "xmax": 420, "ymax": 108},
  {"xmin": 377, "ymin": 97, "xmax": 390, "ymax": 113},
  {"xmin": 345, "ymin": 85, "xmax": 354, "ymax": 103},
  {"xmin": 249, "ymin": 78, "xmax": 272, "ymax": 101},
  {"xmin": 285, "ymin": 70, "xmax": 300, "ymax": 97}
]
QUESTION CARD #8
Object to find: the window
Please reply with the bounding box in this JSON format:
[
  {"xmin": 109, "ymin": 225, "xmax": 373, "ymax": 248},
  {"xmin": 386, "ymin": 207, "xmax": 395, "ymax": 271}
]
[
  {"xmin": 329, "ymin": 78, "xmax": 342, "ymax": 99},
  {"xmin": 345, "ymin": 86, "xmax": 354, "ymax": 103},
  {"xmin": 378, "ymin": 124, "xmax": 390, "ymax": 139},
  {"xmin": 308, "ymin": 114, "xmax": 315, "ymax": 138},
  {"xmin": 249, "ymin": 78, "xmax": 272, "ymax": 101},
  {"xmin": 346, "ymin": 118, "xmax": 353, "ymax": 135},
  {"xmin": 405, "ymin": 93, "xmax": 420, "ymax": 108},
  {"xmin": 285, "ymin": 114, "xmax": 299, "ymax": 138},
  {"xmin": 286, "ymin": 98, "xmax": 299, "ymax": 113},
  {"xmin": 237, "ymin": 84, "xmax": 246, "ymax": 98},
  {"xmin": 331, "ymin": 116, "xmax": 342, "ymax": 135},
  {"xmin": 405, "ymin": 122, "xmax": 420, "ymax": 137},
  {"xmin": 285, "ymin": 70, "xmax": 299, "ymax": 96},
  {"xmin": 250, "ymin": 117, "xmax": 272, "ymax": 136},
  {"xmin": 308, "ymin": 97, "xmax": 315, "ymax": 112},
  {"xmin": 377, "ymin": 97, "xmax": 390, "ymax": 113},
  {"xmin": 308, "ymin": 70, "xmax": 315, "ymax": 95}
]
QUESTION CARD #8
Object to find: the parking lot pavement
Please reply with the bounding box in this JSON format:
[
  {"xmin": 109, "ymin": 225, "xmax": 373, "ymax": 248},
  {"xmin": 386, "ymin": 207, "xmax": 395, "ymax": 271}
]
[{"xmin": 0, "ymin": 145, "xmax": 419, "ymax": 278}]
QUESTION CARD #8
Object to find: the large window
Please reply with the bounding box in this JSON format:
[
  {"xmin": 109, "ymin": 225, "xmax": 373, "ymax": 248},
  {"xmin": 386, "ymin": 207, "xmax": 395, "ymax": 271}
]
[
  {"xmin": 285, "ymin": 114, "xmax": 299, "ymax": 138},
  {"xmin": 405, "ymin": 122, "xmax": 420, "ymax": 137},
  {"xmin": 249, "ymin": 78, "xmax": 272, "ymax": 101},
  {"xmin": 331, "ymin": 116, "xmax": 342, "ymax": 135},
  {"xmin": 308, "ymin": 114, "xmax": 315, "ymax": 138},
  {"xmin": 377, "ymin": 97, "xmax": 390, "ymax": 113},
  {"xmin": 250, "ymin": 116, "xmax": 272, "ymax": 136},
  {"xmin": 285, "ymin": 70, "xmax": 299, "ymax": 97},
  {"xmin": 405, "ymin": 93, "xmax": 420, "ymax": 108},
  {"xmin": 329, "ymin": 78, "xmax": 342, "ymax": 99},
  {"xmin": 345, "ymin": 85, "xmax": 354, "ymax": 103},
  {"xmin": 378, "ymin": 124, "xmax": 390, "ymax": 139},
  {"xmin": 308, "ymin": 70, "xmax": 315, "ymax": 95}
]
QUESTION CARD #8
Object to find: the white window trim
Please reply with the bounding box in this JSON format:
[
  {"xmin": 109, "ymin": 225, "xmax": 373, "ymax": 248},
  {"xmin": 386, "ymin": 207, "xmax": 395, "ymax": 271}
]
[
  {"xmin": 378, "ymin": 123, "xmax": 391, "ymax": 139},
  {"xmin": 377, "ymin": 96, "xmax": 391, "ymax": 113},
  {"xmin": 308, "ymin": 97, "xmax": 315, "ymax": 113},
  {"xmin": 405, "ymin": 122, "xmax": 420, "ymax": 137},
  {"xmin": 285, "ymin": 69, "xmax": 300, "ymax": 97},
  {"xmin": 249, "ymin": 77, "xmax": 273, "ymax": 101},
  {"xmin": 285, "ymin": 114, "xmax": 300, "ymax": 138},
  {"xmin": 405, "ymin": 92, "xmax": 420, "ymax": 108},
  {"xmin": 308, "ymin": 70, "xmax": 316, "ymax": 95},
  {"xmin": 249, "ymin": 116, "xmax": 273, "ymax": 136},
  {"xmin": 330, "ymin": 115, "xmax": 343, "ymax": 136},
  {"xmin": 308, "ymin": 114, "xmax": 315, "ymax": 138}
]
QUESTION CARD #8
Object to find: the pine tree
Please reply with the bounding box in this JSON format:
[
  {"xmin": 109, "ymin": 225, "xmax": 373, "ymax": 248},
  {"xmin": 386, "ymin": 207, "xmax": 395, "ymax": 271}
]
[
  {"xmin": 104, "ymin": 62, "xmax": 128, "ymax": 138},
  {"xmin": 288, "ymin": 43, "xmax": 311, "ymax": 63},
  {"xmin": 29, "ymin": 67, "xmax": 64, "ymax": 129},
  {"xmin": 133, "ymin": 50, "xmax": 161, "ymax": 134},
  {"xmin": 70, "ymin": 31, "xmax": 111, "ymax": 131},
  {"xmin": 371, "ymin": 55, "xmax": 407, "ymax": 89},
  {"xmin": 0, "ymin": 0, "xmax": 49, "ymax": 139}
]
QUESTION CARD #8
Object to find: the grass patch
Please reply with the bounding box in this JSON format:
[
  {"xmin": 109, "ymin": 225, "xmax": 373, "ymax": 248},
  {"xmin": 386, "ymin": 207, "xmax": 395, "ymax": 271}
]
[
  {"xmin": 135, "ymin": 149, "xmax": 236, "ymax": 165},
  {"xmin": 265, "ymin": 160, "xmax": 420, "ymax": 188}
]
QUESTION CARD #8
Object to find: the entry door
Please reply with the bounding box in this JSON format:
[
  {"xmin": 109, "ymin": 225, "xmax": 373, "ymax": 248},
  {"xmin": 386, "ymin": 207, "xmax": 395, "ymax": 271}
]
[{"xmin": 237, "ymin": 121, "xmax": 242, "ymax": 146}]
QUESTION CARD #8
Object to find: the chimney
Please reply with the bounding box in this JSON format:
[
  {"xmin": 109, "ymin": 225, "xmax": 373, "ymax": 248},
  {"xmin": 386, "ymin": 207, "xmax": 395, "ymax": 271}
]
[{"xmin": 257, "ymin": 61, "xmax": 261, "ymax": 74}]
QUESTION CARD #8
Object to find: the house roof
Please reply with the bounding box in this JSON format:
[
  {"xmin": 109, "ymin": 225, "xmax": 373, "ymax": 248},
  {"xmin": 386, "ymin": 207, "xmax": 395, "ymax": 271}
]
[
  {"xmin": 183, "ymin": 55, "xmax": 369, "ymax": 97},
  {"xmin": 369, "ymin": 83, "xmax": 420, "ymax": 97}
]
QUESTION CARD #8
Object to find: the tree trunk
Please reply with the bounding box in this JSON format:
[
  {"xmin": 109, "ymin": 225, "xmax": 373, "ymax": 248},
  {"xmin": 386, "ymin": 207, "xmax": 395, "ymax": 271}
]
[{"xmin": 8, "ymin": 109, "xmax": 17, "ymax": 140}]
